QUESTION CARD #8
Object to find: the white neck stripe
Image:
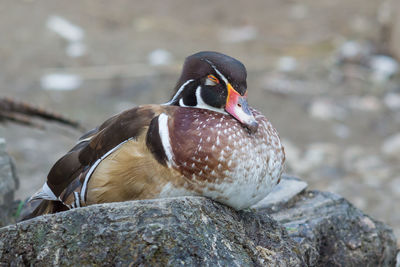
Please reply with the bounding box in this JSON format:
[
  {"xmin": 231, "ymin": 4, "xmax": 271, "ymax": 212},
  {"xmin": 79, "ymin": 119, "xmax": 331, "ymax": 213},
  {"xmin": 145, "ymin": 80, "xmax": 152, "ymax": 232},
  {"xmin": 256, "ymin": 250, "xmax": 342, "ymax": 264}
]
[
  {"xmin": 195, "ymin": 86, "xmax": 227, "ymax": 114},
  {"xmin": 163, "ymin": 79, "xmax": 194, "ymax": 105}
]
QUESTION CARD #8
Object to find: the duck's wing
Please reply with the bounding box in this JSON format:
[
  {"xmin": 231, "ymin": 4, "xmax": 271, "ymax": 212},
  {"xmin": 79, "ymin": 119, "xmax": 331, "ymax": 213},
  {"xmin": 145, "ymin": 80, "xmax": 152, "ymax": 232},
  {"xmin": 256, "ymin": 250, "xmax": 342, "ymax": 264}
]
[{"xmin": 21, "ymin": 105, "xmax": 174, "ymax": 220}]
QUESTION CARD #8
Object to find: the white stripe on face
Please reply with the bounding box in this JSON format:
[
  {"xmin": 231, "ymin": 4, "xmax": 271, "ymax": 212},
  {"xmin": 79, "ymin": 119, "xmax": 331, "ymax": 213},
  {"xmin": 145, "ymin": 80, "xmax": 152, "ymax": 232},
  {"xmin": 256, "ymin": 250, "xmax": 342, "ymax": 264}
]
[
  {"xmin": 205, "ymin": 59, "xmax": 229, "ymax": 85},
  {"xmin": 163, "ymin": 79, "xmax": 194, "ymax": 105}
]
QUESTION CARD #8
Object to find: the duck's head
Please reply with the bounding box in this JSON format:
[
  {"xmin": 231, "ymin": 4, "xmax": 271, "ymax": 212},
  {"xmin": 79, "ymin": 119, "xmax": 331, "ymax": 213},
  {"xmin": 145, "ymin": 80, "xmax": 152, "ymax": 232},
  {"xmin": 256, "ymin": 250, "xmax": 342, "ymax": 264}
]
[{"xmin": 165, "ymin": 51, "xmax": 258, "ymax": 133}]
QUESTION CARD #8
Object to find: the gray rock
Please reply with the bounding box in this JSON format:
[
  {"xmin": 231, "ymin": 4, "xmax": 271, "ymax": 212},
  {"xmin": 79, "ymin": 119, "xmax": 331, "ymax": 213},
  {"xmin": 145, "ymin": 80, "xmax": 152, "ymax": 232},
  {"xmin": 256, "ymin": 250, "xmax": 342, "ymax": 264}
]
[
  {"xmin": 0, "ymin": 138, "xmax": 19, "ymax": 227},
  {"xmin": 0, "ymin": 190, "xmax": 398, "ymax": 266},
  {"xmin": 382, "ymin": 133, "xmax": 400, "ymax": 159},
  {"xmin": 0, "ymin": 197, "xmax": 305, "ymax": 266},
  {"xmin": 262, "ymin": 190, "xmax": 398, "ymax": 266}
]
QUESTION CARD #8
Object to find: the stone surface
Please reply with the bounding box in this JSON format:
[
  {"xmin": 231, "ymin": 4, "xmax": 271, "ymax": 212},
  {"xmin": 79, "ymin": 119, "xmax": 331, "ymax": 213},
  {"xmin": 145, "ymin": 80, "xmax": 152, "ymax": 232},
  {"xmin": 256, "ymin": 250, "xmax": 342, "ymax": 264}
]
[
  {"xmin": 264, "ymin": 190, "xmax": 398, "ymax": 266},
  {"xmin": 382, "ymin": 133, "xmax": 400, "ymax": 159},
  {"xmin": 0, "ymin": 189, "xmax": 398, "ymax": 266},
  {"xmin": 0, "ymin": 197, "xmax": 304, "ymax": 266},
  {"xmin": 0, "ymin": 138, "xmax": 19, "ymax": 227}
]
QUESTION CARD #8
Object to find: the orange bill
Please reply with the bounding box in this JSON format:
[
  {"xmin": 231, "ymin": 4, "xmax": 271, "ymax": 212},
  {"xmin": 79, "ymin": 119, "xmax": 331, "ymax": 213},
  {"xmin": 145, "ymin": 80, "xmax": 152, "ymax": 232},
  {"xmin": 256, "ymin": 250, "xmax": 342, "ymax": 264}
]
[{"xmin": 225, "ymin": 83, "xmax": 258, "ymax": 133}]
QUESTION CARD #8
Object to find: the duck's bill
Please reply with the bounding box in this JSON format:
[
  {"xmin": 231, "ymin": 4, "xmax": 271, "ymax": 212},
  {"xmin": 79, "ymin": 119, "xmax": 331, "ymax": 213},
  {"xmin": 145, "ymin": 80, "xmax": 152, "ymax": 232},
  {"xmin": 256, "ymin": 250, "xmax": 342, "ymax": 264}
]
[{"xmin": 225, "ymin": 83, "xmax": 258, "ymax": 133}]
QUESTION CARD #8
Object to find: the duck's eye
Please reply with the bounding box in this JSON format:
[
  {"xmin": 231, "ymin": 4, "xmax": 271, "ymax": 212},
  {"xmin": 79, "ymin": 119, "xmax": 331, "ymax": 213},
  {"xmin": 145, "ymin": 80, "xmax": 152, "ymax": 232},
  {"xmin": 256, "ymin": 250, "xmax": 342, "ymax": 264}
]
[{"xmin": 205, "ymin": 74, "xmax": 219, "ymax": 86}]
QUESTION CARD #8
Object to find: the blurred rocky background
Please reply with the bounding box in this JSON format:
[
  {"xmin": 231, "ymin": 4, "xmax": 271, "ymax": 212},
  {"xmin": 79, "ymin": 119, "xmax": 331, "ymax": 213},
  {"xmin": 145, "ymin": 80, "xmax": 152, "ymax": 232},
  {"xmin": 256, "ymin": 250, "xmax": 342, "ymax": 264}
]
[{"xmin": 0, "ymin": 0, "xmax": 399, "ymax": 247}]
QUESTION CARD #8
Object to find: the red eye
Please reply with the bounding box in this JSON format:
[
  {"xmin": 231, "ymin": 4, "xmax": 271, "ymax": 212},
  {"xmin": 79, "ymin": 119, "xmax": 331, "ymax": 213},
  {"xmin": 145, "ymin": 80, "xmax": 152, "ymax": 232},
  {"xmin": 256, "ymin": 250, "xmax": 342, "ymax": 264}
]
[{"xmin": 207, "ymin": 75, "xmax": 219, "ymax": 84}]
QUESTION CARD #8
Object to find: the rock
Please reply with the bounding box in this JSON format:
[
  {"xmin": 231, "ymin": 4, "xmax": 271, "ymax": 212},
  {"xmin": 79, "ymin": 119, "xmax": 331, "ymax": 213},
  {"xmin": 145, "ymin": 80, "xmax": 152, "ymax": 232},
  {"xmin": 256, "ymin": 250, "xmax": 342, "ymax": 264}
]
[
  {"xmin": 0, "ymin": 197, "xmax": 305, "ymax": 266},
  {"xmin": 384, "ymin": 92, "xmax": 400, "ymax": 110},
  {"xmin": 46, "ymin": 15, "xmax": 86, "ymax": 58},
  {"xmin": 0, "ymin": 138, "xmax": 19, "ymax": 227},
  {"xmin": 382, "ymin": 133, "xmax": 400, "ymax": 159},
  {"xmin": 0, "ymin": 185, "xmax": 397, "ymax": 266},
  {"xmin": 308, "ymin": 98, "xmax": 347, "ymax": 121},
  {"xmin": 336, "ymin": 40, "xmax": 371, "ymax": 64},
  {"xmin": 41, "ymin": 73, "xmax": 82, "ymax": 91},
  {"xmin": 277, "ymin": 56, "xmax": 297, "ymax": 73},
  {"xmin": 369, "ymin": 55, "xmax": 399, "ymax": 83},
  {"xmin": 148, "ymin": 49, "xmax": 173, "ymax": 66},
  {"xmin": 46, "ymin": 15, "xmax": 84, "ymax": 42},
  {"xmin": 332, "ymin": 123, "xmax": 351, "ymax": 139},
  {"xmin": 263, "ymin": 190, "xmax": 398, "ymax": 266}
]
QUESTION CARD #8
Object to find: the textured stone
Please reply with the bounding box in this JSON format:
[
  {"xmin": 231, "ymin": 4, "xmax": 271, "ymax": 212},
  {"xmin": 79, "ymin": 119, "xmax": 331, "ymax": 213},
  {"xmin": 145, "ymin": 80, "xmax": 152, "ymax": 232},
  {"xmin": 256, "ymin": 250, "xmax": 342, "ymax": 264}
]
[
  {"xmin": 0, "ymin": 197, "xmax": 304, "ymax": 266},
  {"xmin": 0, "ymin": 142, "xmax": 397, "ymax": 266},
  {"xmin": 264, "ymin": 190, "xmax": 398, "ymax": 266},
  {"xmin": 0, "ymin": 190, "xmax": 398, "ymax": 266}
]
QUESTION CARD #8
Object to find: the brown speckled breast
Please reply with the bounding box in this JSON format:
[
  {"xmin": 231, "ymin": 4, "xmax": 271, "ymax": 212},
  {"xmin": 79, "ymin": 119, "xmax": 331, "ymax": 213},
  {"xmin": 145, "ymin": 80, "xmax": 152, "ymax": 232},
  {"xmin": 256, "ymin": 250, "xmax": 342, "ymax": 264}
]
[{"xmin": 168, "ymin": 107, "xmax": 285, "ymax": 189}]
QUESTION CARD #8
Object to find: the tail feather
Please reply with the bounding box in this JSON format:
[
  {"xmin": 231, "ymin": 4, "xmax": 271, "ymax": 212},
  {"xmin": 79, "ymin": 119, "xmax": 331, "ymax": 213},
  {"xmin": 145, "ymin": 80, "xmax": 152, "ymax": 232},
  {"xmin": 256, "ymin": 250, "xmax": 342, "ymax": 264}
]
[
  {"xmin": 18, "ymin": 199, "xmax": 53, "ymax": 221},
  {"xmin": 0, "ymin": 97, "xmax": 82, "ymax": 129},
  {"xmin": 29, "ymin": 182, "xmax": 58, "ymax": 202}
]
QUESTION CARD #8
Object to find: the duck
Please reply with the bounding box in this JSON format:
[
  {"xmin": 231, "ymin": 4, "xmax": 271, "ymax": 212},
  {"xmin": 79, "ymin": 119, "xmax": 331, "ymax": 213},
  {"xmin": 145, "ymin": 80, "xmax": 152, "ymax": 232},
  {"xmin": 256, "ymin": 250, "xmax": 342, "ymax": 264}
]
[{"xmin": 21, "ymin": 51, "xmax": 285, "ymax": 220}]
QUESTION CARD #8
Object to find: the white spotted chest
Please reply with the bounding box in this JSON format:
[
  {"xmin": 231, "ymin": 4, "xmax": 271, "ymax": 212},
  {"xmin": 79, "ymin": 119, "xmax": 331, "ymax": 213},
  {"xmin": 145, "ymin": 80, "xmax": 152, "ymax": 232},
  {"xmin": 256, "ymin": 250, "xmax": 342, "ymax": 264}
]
[{"xmin": 158, "ymin": 108, "xmax": 285, "ymax": 210}]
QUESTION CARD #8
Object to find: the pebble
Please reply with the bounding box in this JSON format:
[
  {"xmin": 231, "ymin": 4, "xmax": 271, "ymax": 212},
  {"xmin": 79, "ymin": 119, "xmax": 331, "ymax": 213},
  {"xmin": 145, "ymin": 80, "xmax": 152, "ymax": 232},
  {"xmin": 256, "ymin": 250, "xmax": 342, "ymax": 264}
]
[
  {"xmin": 336, "ymin": 40, "xmax": 370, "ymax": 63},
  {"xmin": 309, "ymin": 98, "xmax": 347, "ymax": 121},
  {"xmin": 148, "ymin": 49, "xmax": 173, "ymax": 66},
  {"xmin": 389, "ymin": 177, "xmax": 400, "ymax": 195},
  {"xmin": 381, "ymin": 133, "xmax": 400, "ymax": 159},
  {"xmin": 277, "ymin": 57, "xmax": 297, "ymax": 72},
  {"xmin": 66, "ymin": 41, "xmax": 87, "ymax": 58},
  {"xmin": 46, "ymin": 15, "xmax": 86, "ymax": 58},
  {"xmin": 46, "ymin": 15, "xmax": 84, "ymax": 42},
  {"xmin": 332, "ymin": 124, "xmax": 350, "ymax": 139},
  {"xmin": 384, "ymin": 92, "xmax": 400, "ymax": 110},
  {"xmin": 369, "ymin": 55, "xmax": 399, "ymax": 82},
  {"xmin": 339, "ymin": 41, "xmax": 363, "ymax": 59},
  {"xmin": 41, "ymin": 73, "xmax": 82, "ymax": 91}
]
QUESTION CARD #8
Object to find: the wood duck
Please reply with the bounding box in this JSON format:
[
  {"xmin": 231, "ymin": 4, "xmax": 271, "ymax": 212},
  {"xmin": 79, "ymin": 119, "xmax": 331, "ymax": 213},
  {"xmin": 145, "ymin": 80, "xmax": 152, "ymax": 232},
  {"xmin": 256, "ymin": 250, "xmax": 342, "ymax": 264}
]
[{"xmin": 22, "ymin": 51, "xmax": 285, "ymax": 220}]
